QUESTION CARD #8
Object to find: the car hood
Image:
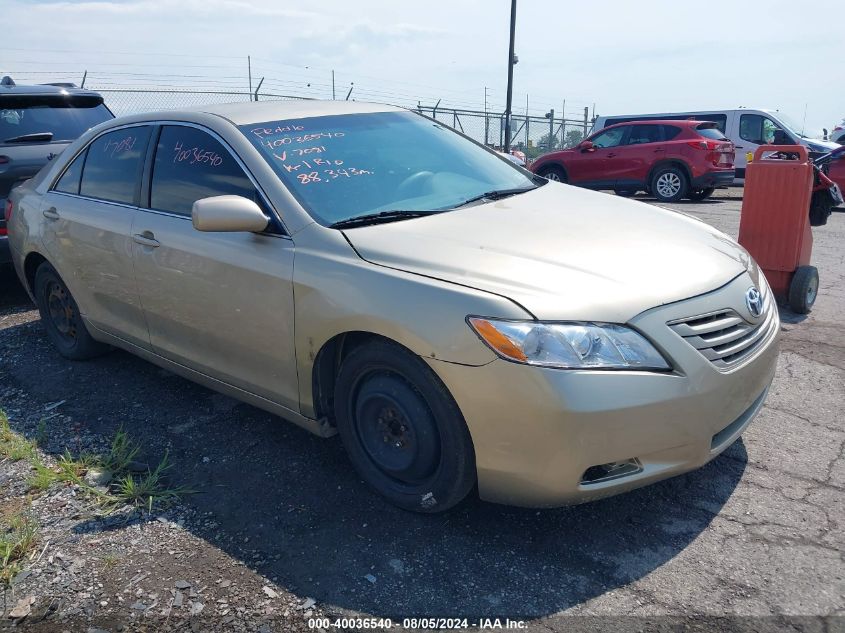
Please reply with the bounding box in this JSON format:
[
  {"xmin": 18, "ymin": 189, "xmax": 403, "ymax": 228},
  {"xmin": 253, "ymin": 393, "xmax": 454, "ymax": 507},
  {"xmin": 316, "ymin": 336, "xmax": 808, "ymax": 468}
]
[
  {"xmin": 804, "ymin": 138, "xmax": 839, "ymax": 152},
  {"xmin": 343, "ymin": 183, "xmax": 751, "ymax": 322}
]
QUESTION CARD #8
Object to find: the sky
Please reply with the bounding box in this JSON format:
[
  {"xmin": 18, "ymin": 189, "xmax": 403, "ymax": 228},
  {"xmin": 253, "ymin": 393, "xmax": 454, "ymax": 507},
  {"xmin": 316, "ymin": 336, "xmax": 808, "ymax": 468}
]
[{"xmin": 2, "ymin": 0, "xmax": 843, "ymax": 137}]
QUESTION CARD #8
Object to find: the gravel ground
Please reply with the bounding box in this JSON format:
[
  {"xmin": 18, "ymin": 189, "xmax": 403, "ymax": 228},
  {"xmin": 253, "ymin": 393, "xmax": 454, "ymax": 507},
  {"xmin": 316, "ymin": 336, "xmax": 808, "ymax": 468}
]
[{"xmin": 0, "ymin": 188, "xmax": 843, "ymax": 633}]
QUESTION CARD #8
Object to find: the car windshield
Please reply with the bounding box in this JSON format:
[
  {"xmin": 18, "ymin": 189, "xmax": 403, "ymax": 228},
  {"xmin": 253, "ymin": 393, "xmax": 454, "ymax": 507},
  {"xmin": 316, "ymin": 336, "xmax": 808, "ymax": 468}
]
[
  {"xmin": 770, "ymin": 111, "xmax": 808, "ymax": 138},
  {"xmin": 0, "ymin": 95, "xmax": 112, "ymax": 144},
  {"xmin": 240, "ymin": 111, "xmax": 536, "ymax": 226}
]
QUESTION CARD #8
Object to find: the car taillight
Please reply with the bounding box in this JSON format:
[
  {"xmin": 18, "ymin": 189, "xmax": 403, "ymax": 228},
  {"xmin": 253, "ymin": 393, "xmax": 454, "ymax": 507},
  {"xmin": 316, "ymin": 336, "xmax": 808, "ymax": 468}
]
[
  {"xmin": 1, "ymin": 199, "xmax": 12, "ymax": 236},
  {"xmin": 687, "ymin": 140, "xmax": 723, "ymax": 150}
]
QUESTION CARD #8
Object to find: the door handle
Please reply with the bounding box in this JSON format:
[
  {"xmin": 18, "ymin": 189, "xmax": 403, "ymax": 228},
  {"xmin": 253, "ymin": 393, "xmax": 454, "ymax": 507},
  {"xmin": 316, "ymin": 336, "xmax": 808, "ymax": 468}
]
[
  {"xmin": 654, "ymin": 148, "xmax": 666, "ymax": 152},
  {"xmin": 607, "ymin": 152, "xmax": 616, "ymax": 158},
  {"xmin": 735, "ymin": 145, "xmax": 744, "ymax": 149},
  {"xmin": 42, "ymin": 207, "xmax": 60, "ymax": 220},
  {"xmin": 132, "ymin": 232, "xmax": 160, "ymax": 248}
]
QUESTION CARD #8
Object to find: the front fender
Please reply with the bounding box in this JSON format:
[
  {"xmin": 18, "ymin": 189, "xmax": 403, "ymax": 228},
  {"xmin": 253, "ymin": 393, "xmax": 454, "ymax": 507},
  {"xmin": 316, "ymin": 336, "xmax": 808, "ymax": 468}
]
[{"xmin": 292, "ymin": 223, "xmax": 531, "ymax": 417}]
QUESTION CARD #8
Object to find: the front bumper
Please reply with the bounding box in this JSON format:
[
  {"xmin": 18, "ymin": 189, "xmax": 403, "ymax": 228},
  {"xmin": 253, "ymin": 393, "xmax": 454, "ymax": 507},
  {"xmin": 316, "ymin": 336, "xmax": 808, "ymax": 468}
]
[
  {"xmin": 691, "ymin": 169, "xmax": 735, "ymax": 189},
  {"xmin": 428, "ymin": 273, "xmax": 779, "ymax": 507}
]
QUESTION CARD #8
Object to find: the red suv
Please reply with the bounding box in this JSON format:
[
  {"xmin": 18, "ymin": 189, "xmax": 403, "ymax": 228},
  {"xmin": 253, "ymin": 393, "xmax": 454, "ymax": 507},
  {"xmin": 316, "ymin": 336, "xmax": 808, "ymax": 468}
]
[{"xmin": 531, "ymin": 120, "xmax": 735, "ymax": 202}]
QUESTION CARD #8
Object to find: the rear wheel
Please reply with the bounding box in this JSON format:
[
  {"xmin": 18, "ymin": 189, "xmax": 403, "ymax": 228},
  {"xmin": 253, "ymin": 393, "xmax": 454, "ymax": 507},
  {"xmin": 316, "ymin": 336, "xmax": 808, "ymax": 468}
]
[
  {"xmin": 650, "ymin": 166, "xmax": 689, "ymax": 202},
  {"xmin": 34, "ymin": 262, "xmax": 109, "ymax": 360},
  {"xmin": 333, "ymin": 340, "xmax": 476, "ymax": 513},
  {"xmin": 788, "ymin": 266, "xmax": 819, "ymax": 314},
  {"xmin": 688, "ymin": 187, "xmax": 715, "ymax": 201},
  {"xmin": 536, "ymin": 164, "xmax": 567, "ymax": 183}
]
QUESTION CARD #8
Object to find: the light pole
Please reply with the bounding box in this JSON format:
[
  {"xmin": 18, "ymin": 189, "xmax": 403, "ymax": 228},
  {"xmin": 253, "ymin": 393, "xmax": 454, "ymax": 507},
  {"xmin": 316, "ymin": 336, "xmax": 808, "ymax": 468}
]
[{"xmin": 503, "ymin": 0, "xmax": 518, "ymax": 152}]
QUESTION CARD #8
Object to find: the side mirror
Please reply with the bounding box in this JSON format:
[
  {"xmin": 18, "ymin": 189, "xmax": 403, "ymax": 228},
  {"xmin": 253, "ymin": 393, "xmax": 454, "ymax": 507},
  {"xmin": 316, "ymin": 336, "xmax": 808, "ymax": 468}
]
[
  {"xmin": 578, "ymin": 140, "xmax": 595, "ymax": 152},
  {"xmin": 192, "ymin": 195, "xmax": 269, "ymax": 233}
]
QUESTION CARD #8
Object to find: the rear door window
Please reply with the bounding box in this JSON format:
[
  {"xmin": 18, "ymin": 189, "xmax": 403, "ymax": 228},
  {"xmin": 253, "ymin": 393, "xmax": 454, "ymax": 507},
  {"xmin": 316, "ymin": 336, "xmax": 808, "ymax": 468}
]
[
  {"xmin": 0, "ymin": 96, "xmax": 113, "ymax": 145},
  {"xmin": 627, "ymin": 125, "xmax": 664, "ymax": 145},
  {"xmin": 80, "ymin": 126, "xmax": 151, "ymax": 205},
  {"xmin": 149, "ymin": 125, "xmax": 260, "ymax": 216},
  {"xmin": 54, "ymin": 150, "xmax": 86, "ymax": 195}
]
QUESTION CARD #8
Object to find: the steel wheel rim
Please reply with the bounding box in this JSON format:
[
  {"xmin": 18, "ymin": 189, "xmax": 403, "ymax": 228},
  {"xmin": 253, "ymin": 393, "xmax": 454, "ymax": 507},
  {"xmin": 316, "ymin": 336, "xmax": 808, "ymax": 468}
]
[
  {"xmin": 46, "ymin": 281, "xmax": 77, "ymax": 343},
  {"xmin": 353, "ymin": 373, "xmax": 440, "ymax": 484},
  {"xmin": 656, "ymin": 172, "xmax": 681, "ymax": 197}
]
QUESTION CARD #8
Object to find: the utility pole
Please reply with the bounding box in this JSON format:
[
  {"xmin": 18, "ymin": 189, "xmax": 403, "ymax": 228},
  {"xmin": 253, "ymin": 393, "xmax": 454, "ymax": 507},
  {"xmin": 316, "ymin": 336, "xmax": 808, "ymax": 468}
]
[
  {"xmin": 583, "ymin": 106, "xmax": 589, "ymax": 136},
  {"xmin": 248, "ymin": 56, "xmax": 253, "ymax": 101},
  {"xmin": 546, "ymin": 108, "xmax": 554, "ymax": 150},
  {"xmin": 332, "ymin": 70, "xmax": 336, "ymax": 100},
  {"xmin": 503, "ymin": 0, "xmax": 518, "ymax": 152}
]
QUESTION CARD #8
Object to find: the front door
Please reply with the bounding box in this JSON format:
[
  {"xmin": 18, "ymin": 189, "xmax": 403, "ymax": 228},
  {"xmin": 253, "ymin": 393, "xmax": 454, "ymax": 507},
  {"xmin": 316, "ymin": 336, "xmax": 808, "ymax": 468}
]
[
  {"xmin": 567, "ymin": 125, "xmax": 630, "ymax": 187},
  {"xmin": 131, "ymin": 124, "xmax": 299, "ymax": 410},
  {"xmin": 733, "ymin": 113, "xmax": 792, "ymax": 179},
  {"xmin": 40, "ymin": 125, "xmax": 153, "ymax": 348}
]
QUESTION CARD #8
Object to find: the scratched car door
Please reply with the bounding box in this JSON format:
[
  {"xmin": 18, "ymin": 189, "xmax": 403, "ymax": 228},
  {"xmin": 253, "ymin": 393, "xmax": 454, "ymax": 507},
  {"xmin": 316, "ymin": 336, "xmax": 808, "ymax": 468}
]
[{"xmin": 131, "ymin": 124, "xmax": 299, "ymax": 410}]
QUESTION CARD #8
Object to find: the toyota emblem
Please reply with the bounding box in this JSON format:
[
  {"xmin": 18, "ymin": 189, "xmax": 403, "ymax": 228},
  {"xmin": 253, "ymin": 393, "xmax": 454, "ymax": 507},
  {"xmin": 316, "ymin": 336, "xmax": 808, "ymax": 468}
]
[{"xmin": 745, "ymin": 287, "xmax": 763, "ymax": 318}]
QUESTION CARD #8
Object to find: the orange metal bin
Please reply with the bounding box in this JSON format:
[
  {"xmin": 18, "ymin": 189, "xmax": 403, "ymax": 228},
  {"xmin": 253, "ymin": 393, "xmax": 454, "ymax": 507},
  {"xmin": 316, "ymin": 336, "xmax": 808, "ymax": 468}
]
[{"xmin": 738, "ymin": 145, "xmax": 818, "ymax": 314}]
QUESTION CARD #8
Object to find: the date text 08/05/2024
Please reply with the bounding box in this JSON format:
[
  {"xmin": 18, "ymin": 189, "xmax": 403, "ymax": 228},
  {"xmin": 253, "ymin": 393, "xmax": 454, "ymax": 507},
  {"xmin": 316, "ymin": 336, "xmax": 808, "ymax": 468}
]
[{"xmin": 308, "ymin": 618, "xmax": 527, "ymax": 629}]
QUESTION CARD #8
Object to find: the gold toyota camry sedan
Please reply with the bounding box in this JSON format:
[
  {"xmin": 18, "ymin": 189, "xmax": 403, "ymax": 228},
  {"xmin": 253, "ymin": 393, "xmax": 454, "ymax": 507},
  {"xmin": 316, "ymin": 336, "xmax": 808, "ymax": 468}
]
[{"xmin": 6, "ymin": 101, "xmax": 779, "ymax": 512}]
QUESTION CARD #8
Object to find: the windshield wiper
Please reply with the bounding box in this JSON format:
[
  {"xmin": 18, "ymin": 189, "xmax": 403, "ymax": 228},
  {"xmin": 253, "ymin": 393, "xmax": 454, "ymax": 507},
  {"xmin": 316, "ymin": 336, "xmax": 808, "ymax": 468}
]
[
  {"xmin": 450, "ymin": 184, "xmax": 540, "ymax": 209},
  {"xmin": 329, "ymin": 209, "xmax": 443, "ymax": 229},
  {"xmin": 3, "ymin": 132, "xmax": 54, "ymax": 143}
]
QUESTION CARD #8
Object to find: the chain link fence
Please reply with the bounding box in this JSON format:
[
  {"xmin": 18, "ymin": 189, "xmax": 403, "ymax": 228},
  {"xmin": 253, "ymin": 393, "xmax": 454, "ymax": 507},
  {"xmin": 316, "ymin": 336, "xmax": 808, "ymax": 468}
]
[
  {"xmin": 416, "ymin": 106, "xmax": 588, "ymax": 159},
  {"xmin": 95, "ymin": 88, "xmax": 590, "ymax": 159}
]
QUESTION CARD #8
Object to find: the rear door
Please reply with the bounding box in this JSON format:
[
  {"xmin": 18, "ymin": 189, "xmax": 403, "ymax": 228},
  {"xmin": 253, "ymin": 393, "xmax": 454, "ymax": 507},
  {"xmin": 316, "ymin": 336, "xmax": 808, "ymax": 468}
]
[
  {"xmin": 39, "ymin": 124, "xmax": 152, "ymax": 347},
  {"xmin": 607, "ymin": 124, "xmax": 665, "ymax": 188},
  {"xmin": 131, "ymin": 123, "xmax": 299, "ymax": 410}
]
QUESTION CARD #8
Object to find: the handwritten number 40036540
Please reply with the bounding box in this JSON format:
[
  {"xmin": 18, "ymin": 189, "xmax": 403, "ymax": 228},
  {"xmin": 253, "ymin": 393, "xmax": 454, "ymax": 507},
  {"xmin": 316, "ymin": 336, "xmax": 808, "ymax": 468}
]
[{"xmin": 173, "ymin": 141, "xmax": 223, "ymax": 167}]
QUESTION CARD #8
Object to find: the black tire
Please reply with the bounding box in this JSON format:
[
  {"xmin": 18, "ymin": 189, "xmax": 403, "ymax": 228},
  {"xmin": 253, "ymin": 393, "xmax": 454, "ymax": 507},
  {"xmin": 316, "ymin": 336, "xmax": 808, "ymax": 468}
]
[
  {"xmin": 788, "ymin": 266, "xmax": 819, "ymax": 314},
  {"xmin": 615, "ymin": 189, "xmax": 637, "ymax": 197},
  {"xmin": 333, "ymin": 339, "xmax": 476, "ymax": 513},
  {"xmin": 536, "ymin": 164, "xmax": 567, "ymax": 183},
  {"xmin": 688, "ymin": 187, "xmax": 715, "ymax": 201},
  {"xmin": 650, "ymin": 165, "xmax": 689, "ymax": 202},
  {"xmin": 34, "ymin": 262, "xmax": 109, "ymax": 360}
]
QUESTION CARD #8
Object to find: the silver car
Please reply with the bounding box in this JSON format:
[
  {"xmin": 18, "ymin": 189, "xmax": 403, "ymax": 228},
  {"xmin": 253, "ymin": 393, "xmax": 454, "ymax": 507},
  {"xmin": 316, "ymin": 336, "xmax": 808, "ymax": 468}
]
[{"xmin": 7, "ymin": 101, "xmax": 779, "ymax": 512}]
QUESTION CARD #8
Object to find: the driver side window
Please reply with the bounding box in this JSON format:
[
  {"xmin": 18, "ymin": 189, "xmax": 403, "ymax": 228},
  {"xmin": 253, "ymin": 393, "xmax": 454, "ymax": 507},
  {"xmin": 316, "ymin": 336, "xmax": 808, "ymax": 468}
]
[
  {"xmin": 740, "ymin": 114, "xmax": 784, "ymax": 145},
  {"xmin": 590, "ymin": 126, "xmax": 628, "ymax": 149}
]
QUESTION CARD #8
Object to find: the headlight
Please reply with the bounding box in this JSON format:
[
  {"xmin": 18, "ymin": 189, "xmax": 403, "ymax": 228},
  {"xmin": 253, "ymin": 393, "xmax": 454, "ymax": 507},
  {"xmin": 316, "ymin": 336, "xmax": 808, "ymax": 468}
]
[{"xmin": 468, "ymin": 317, "xmax": 670, "ymax": 370}]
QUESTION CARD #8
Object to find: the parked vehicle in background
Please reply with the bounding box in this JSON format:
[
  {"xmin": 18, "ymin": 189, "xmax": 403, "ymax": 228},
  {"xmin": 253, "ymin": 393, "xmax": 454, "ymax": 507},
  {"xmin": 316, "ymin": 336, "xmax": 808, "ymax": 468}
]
[
  {"xmin": 531, "ymin": 120, "xmax": 735, "ymax": 202},
  {"xmin": 7, "ymin": 100, "xmax": 778, "ymax": 512},
  {"xmin": 591, "ymin": 109, "xmax": 839, "ymax": 182},
  {"xmin": 830, "ymin": 119, "xmax": 845, "ymax": 145},
  {"xmin": 0, "ymin": 76, "xmax": 113, "ymax": 266},
  {"xmin": 819, "ymin": 145, "xmax": 845, "ymax": 202}
]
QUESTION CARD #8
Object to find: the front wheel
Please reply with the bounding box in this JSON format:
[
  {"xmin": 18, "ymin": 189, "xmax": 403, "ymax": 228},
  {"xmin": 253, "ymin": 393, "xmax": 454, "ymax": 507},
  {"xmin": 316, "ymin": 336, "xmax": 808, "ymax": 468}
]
[
  {"xmin": 333, "ymin": 340, "xmax": 476, "ymax": 513},
  {"xmin": 688, "ymin": 187, "xmax": 715, "ymax": 201},
  {"xmin": 788, "ymin": 266, "xmax": 819, "ymax": 314},
  {"xmin": 650, "ymin": 166, "xmax": 689, "ymax": 202},
  {"xmin": 536, "ymin": 164, "xmax": 567, "ymax": 183}
]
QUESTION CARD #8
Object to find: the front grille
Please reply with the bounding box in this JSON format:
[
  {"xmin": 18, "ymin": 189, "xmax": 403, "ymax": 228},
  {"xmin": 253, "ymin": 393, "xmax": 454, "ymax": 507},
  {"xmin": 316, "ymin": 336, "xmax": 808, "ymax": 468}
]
[{"xmin": 667, "ymin": 297, "xmax": 777, "ymax": 370}]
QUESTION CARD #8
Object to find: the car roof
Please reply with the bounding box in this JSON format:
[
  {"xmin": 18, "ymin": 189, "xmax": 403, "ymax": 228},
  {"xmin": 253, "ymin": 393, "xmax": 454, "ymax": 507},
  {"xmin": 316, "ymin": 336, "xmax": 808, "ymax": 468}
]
[
  {"xmin": 0, "ymin": 77, "xmax": 105, "ymax": 99},
  {"xmin": 602, "ymin": 119, "xmax": 712, "ymax": 128},
  {"xmin": 186, "ymin": 100, "xmax": 404, "ymax": 126}
]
